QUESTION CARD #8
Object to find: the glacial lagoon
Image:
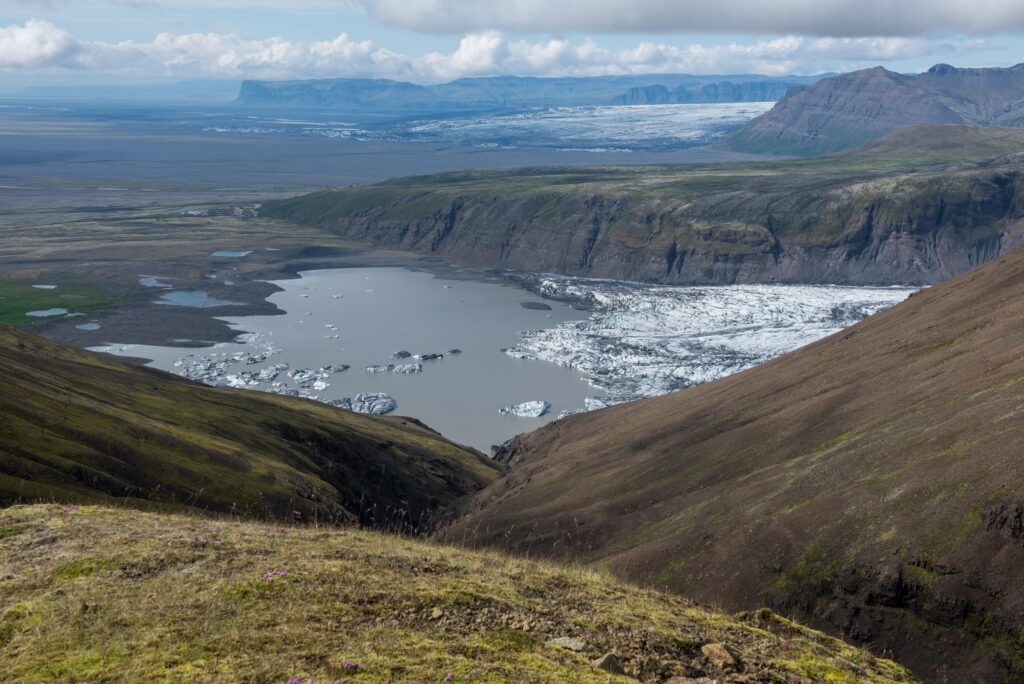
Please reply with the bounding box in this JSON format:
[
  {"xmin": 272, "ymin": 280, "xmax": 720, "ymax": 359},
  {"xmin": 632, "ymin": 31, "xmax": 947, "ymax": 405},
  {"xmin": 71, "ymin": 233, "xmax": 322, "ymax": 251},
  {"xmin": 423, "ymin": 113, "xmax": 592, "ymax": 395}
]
[
  {"xmin": 94, "ymin": 267, "xmax": 914, "ymax": 452},
  {"xmin": 96, "ymin": 267, "xmax": 602, "ymax": 451}
]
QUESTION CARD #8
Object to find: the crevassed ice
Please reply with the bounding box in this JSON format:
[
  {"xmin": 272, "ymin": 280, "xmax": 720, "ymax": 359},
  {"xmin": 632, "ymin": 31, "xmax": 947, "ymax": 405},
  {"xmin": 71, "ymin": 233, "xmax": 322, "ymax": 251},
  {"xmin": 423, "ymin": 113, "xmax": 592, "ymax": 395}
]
[{"xmin": 507, "ymin": 276, "xmax": 916, "ymax": 409}]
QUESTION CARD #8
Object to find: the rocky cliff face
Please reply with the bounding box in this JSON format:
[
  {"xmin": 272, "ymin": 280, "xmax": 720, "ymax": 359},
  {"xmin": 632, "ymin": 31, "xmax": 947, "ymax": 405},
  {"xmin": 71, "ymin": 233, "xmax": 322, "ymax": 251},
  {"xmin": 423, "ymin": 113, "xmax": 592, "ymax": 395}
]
[
  {"xmin": 721, "ymin": 63, "xmax": 1024, "ymax": 155},
  {"xmin": 262, "ymin": 155, "xmax": 1024, "ymax": 287}
]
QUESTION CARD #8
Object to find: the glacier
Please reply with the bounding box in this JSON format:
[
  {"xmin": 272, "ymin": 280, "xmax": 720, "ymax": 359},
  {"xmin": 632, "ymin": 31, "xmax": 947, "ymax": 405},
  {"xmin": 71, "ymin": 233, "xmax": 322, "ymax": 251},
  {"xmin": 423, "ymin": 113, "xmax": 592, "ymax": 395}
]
[{"xmin": 506, "ymin": 276, "xmax": 916, "ymax": 409}]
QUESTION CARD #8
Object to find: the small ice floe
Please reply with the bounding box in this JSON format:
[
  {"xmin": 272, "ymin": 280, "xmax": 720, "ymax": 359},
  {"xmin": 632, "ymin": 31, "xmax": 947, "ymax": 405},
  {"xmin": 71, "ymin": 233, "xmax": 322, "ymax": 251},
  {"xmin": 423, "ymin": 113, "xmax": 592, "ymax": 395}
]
[
  {"xmin": 223, "ymin": 374, "xmax": 259, "ymax": 389},
  {"xmin": 321, "ymin": 364, "xmax": 349, "ymax": 373},
  {"xmin": 363, "ymin": 363, "xmax": 422, "ymax": 374},
  {"xmin": 211, "ymin": 250, "xmax": 252, "ymax": 258},
  {"xmin": 290, "ymin": 369, "xmax": 315, "ymax": 382},
  {"xmin": 331, "ymin": 294, "xmax": 343, "ymax": 299},
  {"xmin": 365, "ymin": 289, "xmax": 376, "ymax": 294},
  {"xmin": 26, "ymin": 308, "xmax": 68, "ymax": 317},
  {"xmin": 325, "ymin": 324, "xmax": 338, "ymax": 330},
  {"xmin": 443, "ymin": 285, "xmax": 453, "ymax": 289},
  {"xmin": 393, "ymin": 350, "xmax": 412, "ymax": 359},
  {"xmin": 499, "ymin": 400, "xmax": 551, "ymax": 418},
  {"xmin": 329, "ymin": 393, "xmax": 396, "ymax": 415},
  {"xmin": 75, "ymin": 322, "xmax": 101, "ymax": 331},
  {"xmin": 312, "ymin": 380, "xmax": 329, "ymax": 391},
  {"xmin": 299, "ymin": 294, "xmax": 309, "ymax": 298},
  {"xmin": 447, "ymin": 349, "xmax": 462, "ymax": 355},
  {"xmin": 557, "ymin": 408, "xmax": 586, "ymax": 420},
  {"xmin": 392, "ymin": 363, "xmax": 422, "ymax": 374},
  {"xmin": 31, "ymin": 284, "xmax": 57, "ymax": 290},
  {"xmin": 413, "ymin": 353, "xmax": 444, "ymax": 361}
]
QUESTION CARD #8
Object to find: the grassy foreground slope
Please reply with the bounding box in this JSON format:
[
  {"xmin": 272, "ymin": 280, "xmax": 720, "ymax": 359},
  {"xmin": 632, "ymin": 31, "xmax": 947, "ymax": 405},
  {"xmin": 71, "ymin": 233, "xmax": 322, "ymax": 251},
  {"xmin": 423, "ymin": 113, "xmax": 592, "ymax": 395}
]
[
  {"xmin": 0, "ymin": 504, "xmax": 912, "ymax": 683},
  {"xmin": 446, "ymin": 247, "xmax": 1024, "ymax": 680},
  {"xmin": 262, "ymin": 126, "xmax": 1024, "ymax": 287},
  {"xmin": 0, "ymin": 324, "xmax": 501, "ymax": 526}
]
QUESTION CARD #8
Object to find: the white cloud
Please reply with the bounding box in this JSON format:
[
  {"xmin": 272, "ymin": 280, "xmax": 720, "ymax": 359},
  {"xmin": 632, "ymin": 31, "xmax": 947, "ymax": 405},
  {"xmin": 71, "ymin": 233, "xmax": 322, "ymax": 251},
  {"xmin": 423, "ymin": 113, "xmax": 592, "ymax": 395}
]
[
  {"xmin": 359, "ymin": 0, "xmax": 1024, "ymax": 38},
  {"xmin": 0, "ymin": 19, "xmax": 992, "ymax": 81},
  {"xmin": 0, "ymin": 19, "xmax": 81, "ymax": 68}
]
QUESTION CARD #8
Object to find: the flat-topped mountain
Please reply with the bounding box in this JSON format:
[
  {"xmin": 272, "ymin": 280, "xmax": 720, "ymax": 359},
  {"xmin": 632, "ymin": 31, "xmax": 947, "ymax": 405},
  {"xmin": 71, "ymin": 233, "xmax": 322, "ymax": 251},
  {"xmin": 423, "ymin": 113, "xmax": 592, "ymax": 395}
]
[
  {"xmin": 262, "ymin": 125, "xmax": 1024, "ymax": 287},
  {"xmin": 720, "ymin": 63, "xmax": 1024, "ymax": 155},
  {"xmin": 0, "ymin": 324, "xmax": 501, "ymax": 526},
  {"xmin": 236, "ymin": 73, "xmax": 815, "ymax": 110},
  {"xmin": 444, "ymin": 246, "xmax": 1024, "ymax": 681}
]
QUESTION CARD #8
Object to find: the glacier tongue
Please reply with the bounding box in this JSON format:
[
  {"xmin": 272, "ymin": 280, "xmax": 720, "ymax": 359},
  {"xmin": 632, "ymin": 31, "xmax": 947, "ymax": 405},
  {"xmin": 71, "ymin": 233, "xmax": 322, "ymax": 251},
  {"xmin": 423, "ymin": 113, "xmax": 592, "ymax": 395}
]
[{"xmin": 508, "ymin": 276, "xmax": 916, "ymax": 409}]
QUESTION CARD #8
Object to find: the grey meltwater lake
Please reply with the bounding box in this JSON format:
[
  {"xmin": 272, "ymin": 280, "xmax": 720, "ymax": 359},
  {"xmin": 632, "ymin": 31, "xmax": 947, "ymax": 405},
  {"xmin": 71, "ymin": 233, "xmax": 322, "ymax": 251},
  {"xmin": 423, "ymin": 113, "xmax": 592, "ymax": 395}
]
[
  {"xmin": 95, "ymin": 267, "xmax": 604, "ymax": 452},
  {"xmin": 91, "ymin": 264, "xmax": 914, "ymax": 453}
]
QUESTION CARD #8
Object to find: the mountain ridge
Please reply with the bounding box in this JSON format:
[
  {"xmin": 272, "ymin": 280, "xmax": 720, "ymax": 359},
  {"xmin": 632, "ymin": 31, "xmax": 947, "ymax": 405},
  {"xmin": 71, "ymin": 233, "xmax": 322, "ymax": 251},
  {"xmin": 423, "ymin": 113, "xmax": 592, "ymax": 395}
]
[
  {"xmin": 261, "ymin": 125, "xmax": 1024, "ymax": 287},
  {"xmin": 236, "ymin": 73, "xmax": 820, "ymax": 109},
  {"xmin": 720, "ymin": 63, "xmax": 1024, "ymax": 155}
]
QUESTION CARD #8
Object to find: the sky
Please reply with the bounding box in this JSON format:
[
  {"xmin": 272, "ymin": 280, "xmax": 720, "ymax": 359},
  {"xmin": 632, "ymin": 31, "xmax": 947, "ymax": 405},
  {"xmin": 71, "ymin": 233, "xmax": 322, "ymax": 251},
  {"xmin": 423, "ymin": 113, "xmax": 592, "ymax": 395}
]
[{"xmin": 0, "ymin": 0, "xmax": 1022, "ymax": 88}]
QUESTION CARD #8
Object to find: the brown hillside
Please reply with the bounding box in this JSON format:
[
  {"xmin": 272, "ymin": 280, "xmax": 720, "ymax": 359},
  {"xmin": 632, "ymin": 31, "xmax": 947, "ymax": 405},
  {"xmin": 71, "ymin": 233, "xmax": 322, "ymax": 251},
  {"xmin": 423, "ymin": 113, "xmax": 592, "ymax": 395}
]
[
  {"xmin": 0, "ymin": 324, "xmax": 501, "ymax": 526},
  {"xmin": 445, "ymin": 247, "xmax": 1024, "ymax": 681}
]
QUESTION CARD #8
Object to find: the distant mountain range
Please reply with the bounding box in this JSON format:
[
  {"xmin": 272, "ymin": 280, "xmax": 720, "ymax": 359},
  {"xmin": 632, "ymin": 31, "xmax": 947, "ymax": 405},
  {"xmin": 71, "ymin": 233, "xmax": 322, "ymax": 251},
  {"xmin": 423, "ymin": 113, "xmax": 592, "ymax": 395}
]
[
  {"xmin": 721, "ymin": 63, "xmax": 1024, "ymax": 156},
  {"xmin": 611, "ymin": 81, "xmax": 793, "ymax": 105},
  {"xmin": 235, "ymin": 73, "xmax": 823, "ymax": 110}
]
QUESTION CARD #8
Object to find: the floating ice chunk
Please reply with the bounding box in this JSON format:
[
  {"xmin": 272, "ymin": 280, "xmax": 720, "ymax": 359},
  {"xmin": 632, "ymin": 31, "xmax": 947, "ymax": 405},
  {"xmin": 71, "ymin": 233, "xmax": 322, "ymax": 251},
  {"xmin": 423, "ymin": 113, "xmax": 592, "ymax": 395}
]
[
  {"xmin": 392, "ymin": 363, "xmax": 422, "ymax": 374},
  {"xmin": 365, "ymin": 364, "xmax": 393, "ymax": 373},
  {"xmin": 392, "ymin": 350, "xmax": 412, "ymax": 359},
  {"xmin": 312, "ymin": 380, "xmax": 329, "ymax": 391},
  {"xmin": 557, "ymin": 408, "xmax": 587, "ymax": 420},
  {"xmin": 335, "ymin": 392, "xmax": 396, "ymax": 415},
  {"xmin": 322, "ymin": 364, "xmax": 349, "ymax": 373},
  {"xmin": 499, "ymin": 400, "xmax": 550, "ymax": 418}
]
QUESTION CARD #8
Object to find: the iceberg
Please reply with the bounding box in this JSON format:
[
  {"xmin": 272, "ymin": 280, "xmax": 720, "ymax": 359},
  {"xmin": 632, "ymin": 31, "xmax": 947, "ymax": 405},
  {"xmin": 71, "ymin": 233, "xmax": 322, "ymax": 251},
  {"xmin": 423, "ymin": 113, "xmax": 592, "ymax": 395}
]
[
  {"xmin": 330, "ymin": 393, "xmax": 396, "ymax": 415},
  {"xmin": 499, "ymin": 400, "xmax": 551, "ymax": 418}
]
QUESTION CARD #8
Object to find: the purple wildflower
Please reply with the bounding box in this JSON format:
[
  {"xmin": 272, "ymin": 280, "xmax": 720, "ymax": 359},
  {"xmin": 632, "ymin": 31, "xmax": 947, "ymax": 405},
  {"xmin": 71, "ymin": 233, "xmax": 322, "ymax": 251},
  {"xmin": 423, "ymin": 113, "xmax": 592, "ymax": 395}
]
[
  {"xmin": 287, "ymin": 677, "xmax": 301, "ymax": 684},
  {"xmin": 445, "ymin": 674, "xmax": 454, "ymax": 682},
  {"xmin": 341, "ymin": 662, "xmax": 359, "ymax": 671}
]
